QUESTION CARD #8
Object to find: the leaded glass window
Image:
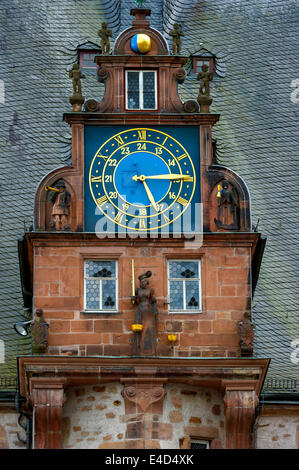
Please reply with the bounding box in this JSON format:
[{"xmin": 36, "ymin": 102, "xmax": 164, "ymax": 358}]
[
  {"xmin": 126, "ymin": 70, "xmax": 157, "ymax": 110},
  {"xmin": 79, "ymin": 51, "xmax": 99, "ymax": 69},
  {"xmin": 84, "ymin": 260, "xmax": 117, "ymax": 311},
  {"xmin": 168, "ymin": 260, "xmax": 201, "ymax": 313}
]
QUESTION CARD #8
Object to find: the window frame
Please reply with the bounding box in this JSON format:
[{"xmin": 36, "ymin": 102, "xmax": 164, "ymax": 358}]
[
  {"xmin": 193, "ymin": 57, "xmax": 214, "ymax": 75},
  {"xmin": 125, "ymin": 69, "xmax": 158, "ymax": 111},
  {"xmin": 79, "ymin": 50, "xmax": 100, "ymax": 70},
  {"xmin": 167, "ymin": 259, "xmax": 202, "ymax": 314},
  {"xmin": 83, "ymin": 259, "xmax": 118, "ymax": 313}
]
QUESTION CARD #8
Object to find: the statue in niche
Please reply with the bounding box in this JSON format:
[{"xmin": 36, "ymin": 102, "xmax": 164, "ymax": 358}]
[
  {"xmin": 133, "ymin": 271, "xmax": 157, "ymax": 356},
  {"xmin": 197, "ymin": 64, "xmax": 213, "ymax": 97},
  {"xmin": 169, "ymin": 23, "xmax": 184, "ymax": 55},
  {"xmin": 98, "ymin": 22, "xmax": 112, "ymax": 55},
  {"xmin": 69, "ymin": 64, "xmax": 85, "ymax": 96},
  {"xmin": 238, "ymin": 312, "xmax": 254, "ymax": 356},
  {"xmin": 50, "ymin": 180, "xmax": 71, "ymax": 231},
  {"xmin": 214, "ymin": 180, "xmax": 239, "ymax": 230}
]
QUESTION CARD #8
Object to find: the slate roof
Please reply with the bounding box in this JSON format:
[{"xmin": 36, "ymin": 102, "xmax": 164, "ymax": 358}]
[{"xmin": 0, "ymin": 0, "xmax": 298, "ymax": 391}]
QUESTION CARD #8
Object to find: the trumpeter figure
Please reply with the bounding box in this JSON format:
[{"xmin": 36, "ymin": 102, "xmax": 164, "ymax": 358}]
[{"xmin": 214, "ymin": 180, "xmax": 239, "ymax": 230}]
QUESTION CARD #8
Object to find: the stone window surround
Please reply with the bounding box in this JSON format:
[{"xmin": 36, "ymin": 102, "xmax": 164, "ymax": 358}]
[
  {"xmin": 167, "ymin": 259, "xmax": 202, "ymax": 314},
  {"xmin": 83, "ymin": 259, "xmax": 118, "ymax": 312}
]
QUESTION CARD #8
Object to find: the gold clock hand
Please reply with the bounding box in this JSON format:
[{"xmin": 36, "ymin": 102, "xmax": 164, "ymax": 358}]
[
  {"xmin": 133, "ymin": 174, "xmax": 193, "ymax": 182},
  {"xmin": 141, "ymin": 180, "xmax": 159, "ymax": 211}
]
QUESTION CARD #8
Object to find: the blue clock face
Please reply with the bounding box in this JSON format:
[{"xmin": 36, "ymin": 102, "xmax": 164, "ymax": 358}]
[{"xmin": 85, "ymin": 127, "xmax": 200, "ymax": 233}]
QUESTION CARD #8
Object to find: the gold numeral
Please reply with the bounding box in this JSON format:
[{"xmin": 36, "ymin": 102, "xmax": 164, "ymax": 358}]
[
  {"xmin": 177, "ymin": 197, "xmax": 188, "ymax": 206},
  {"xmin": 137, "ymin": 142, "xmax": 146, "ymax": 150},
  {"xmin": 96, "ymin": 195, "xmax": 108, "ymax": 206},
  {"xmin": 137, "ymin": 130, "xmax": 146, "ymax": 140},
  {"xmin": 91, "ymin": 176, "xmax": 102, "ymax": 183},
  {"xmin": 114, "ymin": 135, "xmax": 124, "ymax": 146},
  {"xmin": 114, "ymin": 212, "xmax": 124, "ymax": 223},
  {"xmin": 139, "ymin": 218, "xmax": 146, "ymax": 229},
  {"xmin": 178, "ymin": 153, "xmax": 187, "ymax": 161},
  {"xmin": 163, "ymin": 214, "xmax": 170, "ymax": 223}
]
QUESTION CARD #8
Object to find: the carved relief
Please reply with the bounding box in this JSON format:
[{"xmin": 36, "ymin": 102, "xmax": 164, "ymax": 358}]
[
  {"xmin": 121, "ymin": 379, "xmax": 167, "ymax": 414},
  {"xmin": 122, "ymin": 385, "xmax": 166, "ymax": 412}
]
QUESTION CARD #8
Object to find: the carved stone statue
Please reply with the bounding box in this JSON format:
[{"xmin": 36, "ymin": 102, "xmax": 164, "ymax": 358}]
[
  {"xmin": 238, "ymin": 312, "xmax": 254, "ymax": 356},
  {"xmin": 169, "ymin": 23, "xmax": 184, "ymax": 55},
  {"xmin": 197, "ymin": 64, "xmax": 213, "ymax": 97},
  {"xmin": 214, "ymin": 180, "xmax": 239, "ymax": 230},
  {"xmin": 69, "ymin": 64, "xmax": 85, "ymax": 111},
  {"xmin": 196, "ymin": 63, "xmax": 213, "ymax": 112},
  {"xmin": 50, "ymin": 180, "xmax": 71, "ymax": 231},
  {"xmin": 98, "ymin": 22, "xmax": 112, "ymax": 55},
  {"xmin": 133, "ymin": 271, "xmax": 157, "ymax": 356},
  {"xmin": 32, "ymin": 309, "xmax": 49, "ymax": 354},
  {"xmin": 69, "ymin": 64, "xmax": 85, "ymax": 95}
]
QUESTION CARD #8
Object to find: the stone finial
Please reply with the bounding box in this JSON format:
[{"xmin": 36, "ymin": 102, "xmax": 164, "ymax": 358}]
[
  {"xmin": 169, "ymin": 23, "xmax": 184, "ymax": 55},
  {"xmin": 196, "ymin": 64, "xmax": 213, "ymax": 112},
  {"xmin": 98, "ymin": 22, "xmax": 112, "ymax": 55},
  {"xmin": 69, "ymin": 64, "xmax": 85, "ymax": 111}
]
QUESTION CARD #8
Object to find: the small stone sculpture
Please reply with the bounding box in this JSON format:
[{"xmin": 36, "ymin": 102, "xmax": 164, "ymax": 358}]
[
  {"xmin": 196, "ymin": 63, "xmax": 213, "ymax": 112},
  {"xmin": 32, "ymin": 309, "xmax": 49, "ymax": 355},
  {"xmin": 98, "ymin": 22, "xmax": 112, "ymax": 55},
  {"xmin": 214, "ymin": 180, "xmax": 239, "ymax": 230},
  {"xmin": 197, "ymin": 64, "xmax": 213, "ymax": 97},
  {"xmin": 69, "ymin": 63, "xmax": 85, "ymax": 95},
  {"xmin": 169, "ymin": 23, "xmax": 184, "ymax": 55},
  {"xmin": 50, "ymin": 180, "xmax": 71, "ymax": 231},
  {"xmin": 133, "ymin": 271, "xmax": 157, "ymax": 356},
  {"xmin": 69, "ymin": 64, "xmax": 85, "ymax": 111}
]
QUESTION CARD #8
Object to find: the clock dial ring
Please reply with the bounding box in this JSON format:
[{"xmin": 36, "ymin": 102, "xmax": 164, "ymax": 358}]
[
  {"xmin": 88, "ymin": 128, "xmax": 196, "ymax": 231},
  {"xmin": 104, "ymin": 149, "xmax": 182, "ymax": 213}
]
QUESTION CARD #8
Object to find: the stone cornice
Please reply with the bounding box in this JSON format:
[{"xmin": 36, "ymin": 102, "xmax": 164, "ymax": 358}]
[
  {"xmin": 63, "ymin": 112, "xmax": 220, "ymax": 127},
  {"xmin": 18, "ymin": 355, "xmax": 270, "ymax": 400}
]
